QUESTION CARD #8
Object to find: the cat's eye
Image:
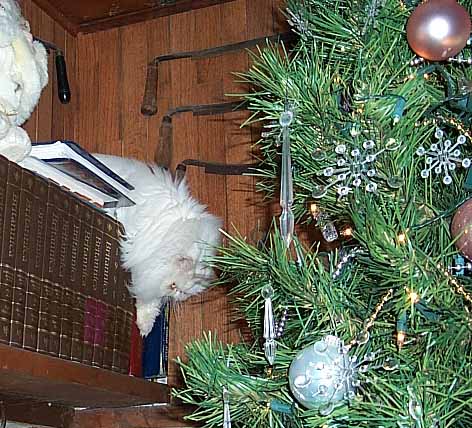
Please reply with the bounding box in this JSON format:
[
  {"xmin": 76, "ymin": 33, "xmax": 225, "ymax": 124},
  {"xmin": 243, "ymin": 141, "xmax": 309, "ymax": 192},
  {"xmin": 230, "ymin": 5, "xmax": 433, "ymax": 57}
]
[{"xmin": 170, "ymin": 282, "xmax": 177, "ymax": 290}]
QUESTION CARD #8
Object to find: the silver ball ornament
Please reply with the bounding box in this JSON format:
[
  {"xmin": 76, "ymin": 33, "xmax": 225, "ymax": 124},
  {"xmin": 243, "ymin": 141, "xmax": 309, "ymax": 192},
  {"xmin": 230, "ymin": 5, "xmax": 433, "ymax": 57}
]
[{"xmin": 288, "ymin": 335, "xmax": 356, "ymax": 412}]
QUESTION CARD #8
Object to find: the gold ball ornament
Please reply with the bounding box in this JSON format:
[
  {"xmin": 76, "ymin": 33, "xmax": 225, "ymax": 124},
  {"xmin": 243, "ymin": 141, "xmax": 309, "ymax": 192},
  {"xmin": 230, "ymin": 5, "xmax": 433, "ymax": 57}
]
[
  {"xmin": 406, "ymin": 0, "xmax": 471, "ymax": 61},
  {"xmin": 451, "ymin": 199, "xmax": 472, "ymax": 260}
]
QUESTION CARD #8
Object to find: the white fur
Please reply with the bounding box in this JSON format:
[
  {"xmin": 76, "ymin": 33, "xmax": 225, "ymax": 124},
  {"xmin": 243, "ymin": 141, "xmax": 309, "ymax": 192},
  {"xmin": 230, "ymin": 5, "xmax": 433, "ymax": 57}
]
[
  {"xmin": 94, "ymin": 154, "xmax": 222, "ymax": 336},
  {"xmin": 0, "ymin": 0, "xmax": 48, "ymax": 162}
]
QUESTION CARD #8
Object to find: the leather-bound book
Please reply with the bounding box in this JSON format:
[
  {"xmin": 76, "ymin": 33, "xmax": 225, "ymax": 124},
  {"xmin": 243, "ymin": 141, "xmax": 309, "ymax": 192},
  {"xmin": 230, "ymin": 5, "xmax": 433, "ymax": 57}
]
[
  {"xmin": 91, "ymin": 213, "xmax": 105, "ymax": 368},
  {"xmin": 4, "ymin": 161, "xmax": 22, "ymax": 347},
  {"xmin": 24, "ymin": 173, "xmax": 48, "ymax": 351},
  {"xmin": 0, "ymin": 160, "xmax": 10, "ymax": 344},
  {"xmin": 101, "ymin": 216, "xmax": 121, "ymax": 370}
]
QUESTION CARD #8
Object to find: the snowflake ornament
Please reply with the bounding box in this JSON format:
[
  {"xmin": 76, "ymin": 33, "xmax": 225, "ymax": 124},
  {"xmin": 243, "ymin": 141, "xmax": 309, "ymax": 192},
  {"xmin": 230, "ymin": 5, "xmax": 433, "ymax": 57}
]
[
  {"xmin": 416, "ymin": 128, "xmax": 470, "ymax": 185},
  {"xmin": 312, "ymin": 139, "xmax": 399, "ymax": 199}
]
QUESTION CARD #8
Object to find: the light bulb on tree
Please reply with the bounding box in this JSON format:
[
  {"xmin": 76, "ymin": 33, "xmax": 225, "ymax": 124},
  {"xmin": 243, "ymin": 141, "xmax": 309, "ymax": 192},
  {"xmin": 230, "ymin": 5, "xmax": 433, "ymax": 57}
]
[{"xmin": 406, "ymin": 0, "xmax": 471, "ymax": 61}]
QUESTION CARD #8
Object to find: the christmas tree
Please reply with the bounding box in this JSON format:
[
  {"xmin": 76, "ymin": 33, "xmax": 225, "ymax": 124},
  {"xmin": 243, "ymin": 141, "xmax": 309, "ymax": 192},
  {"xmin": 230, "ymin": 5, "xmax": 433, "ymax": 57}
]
[{"xmin": 175, "ymin": 0, "xmax": 472, "ymax": 426}]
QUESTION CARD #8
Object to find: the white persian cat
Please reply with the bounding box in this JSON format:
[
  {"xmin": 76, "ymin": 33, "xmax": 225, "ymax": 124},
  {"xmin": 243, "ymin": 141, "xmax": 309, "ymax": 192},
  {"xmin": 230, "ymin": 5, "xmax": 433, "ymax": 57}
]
[{"xmin": 94, "ymin": 154, "xmax": 222, "ymax": 336}]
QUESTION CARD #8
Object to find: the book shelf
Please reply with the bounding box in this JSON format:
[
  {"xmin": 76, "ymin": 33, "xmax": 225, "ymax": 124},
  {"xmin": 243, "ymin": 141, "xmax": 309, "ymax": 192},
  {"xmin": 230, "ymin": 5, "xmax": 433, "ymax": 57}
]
[
  {"xmin": 0, "ymin": 343, "xmax": 169, "ymax": 407},
  {"xmin": 0, "ymin": 154, "xmax": 169, "ymax": 410}
]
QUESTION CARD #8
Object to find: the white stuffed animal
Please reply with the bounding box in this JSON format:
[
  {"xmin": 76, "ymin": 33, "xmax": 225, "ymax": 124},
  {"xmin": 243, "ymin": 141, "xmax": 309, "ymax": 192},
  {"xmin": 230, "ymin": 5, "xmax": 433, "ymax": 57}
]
[{"xmin": 0, "ymin": 0, "xmax": 48, "ymax": 162}]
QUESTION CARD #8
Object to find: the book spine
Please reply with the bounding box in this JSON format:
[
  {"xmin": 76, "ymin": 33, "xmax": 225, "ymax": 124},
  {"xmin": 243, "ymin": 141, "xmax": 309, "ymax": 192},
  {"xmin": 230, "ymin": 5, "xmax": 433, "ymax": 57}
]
[
  {"xmin": 52, "ymin": 191, "xmax": 71, "ymax": 358},
  {"xmin": 142, "ymin": 313, "xmax": 162, "ymax": 379},
  {"xmin": 41, "ymin": 188, "xmax": 64, "ymax": 356},
  {"xmin": 128, "ymin": 311, "xmax": 143, "ymax": 377},
  {"xmin": 102, "ymin": 218, "xmax": 120, "ymax": 370},
  {"xmin": 0, "ymin": 159, "xmax": 10, "ymax": 344},
  {"xmin": 48, "ymin": 284, "xmax": 61, "ymax": 356},
  {"xmin": 112, "ymin": 265, "xmax": 133, "ymax": 374},
  {"xmin": 12, "ymin": 169, "xmax": 36, "ymax": 349},
  {"xmin": 69, "ymin": 198, "xmax": 84, "ymax": 362},
  {"xmin": 111, "ymin": 222, "xmax": 133, "ymax": 373},
  {"xmin": 161, "ymin": 304, "xmax": 170, "ymax": 379},
  {"xmin": 50, "ymin": 189, "xmax": 70, "ymax": 357},
  {"xmin": 3, "ymin": 162, "xmax": 23, "ymax": 347},
  {"xmin": 91, "ymin": 213, "xmax": 105, "ymax": 368},
  {"xmin": 78, "ymin": 203, "xmax": 94, "ymax": 365},
  {"xmin": 24, "ymin": 277, "xmax": 41, "ymax": 351},
  {"xmin": 59, "ymin": 288, "xmax": 73, "ymax": 358},
  {"xmin": 58, "ymin": 194, "xmax": 72, "ymax": 286},
  {"xmin": 103, "ymin": 305, "xmax": 116, "ymax": 370},
  {"xmin": 122, "ymin": 309, "xmax": 133, "ymax": 374},
  {"xmin": 19, "ymin": 170, "xmax": 38, "ymax": 351},
  {"xmin": 83, "ymin": 296, "xmax": 96, "ymax": 366},
  {"xmin": 26, "ymin": 174, "xmax": 48, "ymax": 352},
  {"xmin": 69, "ymin": 199, "xmax": 82, "ymax": 289},
  {"xmin": 71, "ymin": 292, "xmax": 85, "ymax": 362},
  {"xmin": 37, "ymin": 281, "xmax": 51, "ymax": 354},
  {"xmin": 2, "ymin": 268, "xmax": 15, "ymax": 345},
  {"xmin": 111, "ymin": 307, "xmax": 126, "ymax": 373},
  {"xmin": 43, "ymin": 190, "xmax": 62, "ymax": 284}
]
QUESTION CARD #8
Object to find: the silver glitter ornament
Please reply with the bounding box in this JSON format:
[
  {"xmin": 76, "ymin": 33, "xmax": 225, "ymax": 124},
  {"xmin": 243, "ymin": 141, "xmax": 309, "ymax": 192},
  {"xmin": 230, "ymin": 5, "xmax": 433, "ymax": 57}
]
[{"xmin": 288, "ymin": 335, "xmax": 356, "ymax": 412}]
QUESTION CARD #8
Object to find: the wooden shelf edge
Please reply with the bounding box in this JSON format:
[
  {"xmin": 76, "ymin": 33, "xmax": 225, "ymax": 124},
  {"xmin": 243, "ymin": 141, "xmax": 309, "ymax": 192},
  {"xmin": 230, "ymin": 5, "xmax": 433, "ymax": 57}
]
[
  {"xmin": 0, "ymin": 344, "xmax": 169, "ymax": 407},
  {"xmin": 1, "ymin": 398, "xmax": 74, "ymax": 428},
  {"xmin": 77, "ymin": 0, "xmax": 238, "ymax": 34},
  {"xmin": 28, "ymin": 0, "xmax": 80, "ymax": 35},
  {"xmin": 70, "ymin": 404, "xmax": 199, "ymax": 428},
  {"xmin": 30, "ymin": 0, "xmax": 238, "ymax": 35}
]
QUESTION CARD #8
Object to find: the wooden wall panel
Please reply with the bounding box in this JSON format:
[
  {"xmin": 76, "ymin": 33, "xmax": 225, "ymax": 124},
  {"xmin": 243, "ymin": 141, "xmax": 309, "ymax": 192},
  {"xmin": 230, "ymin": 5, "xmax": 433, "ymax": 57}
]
[
  {"xmin": 121, "ymin": 24, "xmax": 150, "ymax": 161},
  {"xmin": 74, "ymin": 0, "xmax": 286, "ymax": 386},
  {"xmin": 77, "ymin": 30, "xmax": 122, "ymax": 154},
  {"xmin": 18, "ymin": 0, "xmax": 77, "ymax": 143}
]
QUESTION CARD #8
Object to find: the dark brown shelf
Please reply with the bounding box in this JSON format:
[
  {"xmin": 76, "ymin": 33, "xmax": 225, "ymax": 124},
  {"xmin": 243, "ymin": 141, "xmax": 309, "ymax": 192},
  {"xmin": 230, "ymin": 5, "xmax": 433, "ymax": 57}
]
[{"xmin": 0, "ymin": 344, "xmax": 169, "ymax": 407}]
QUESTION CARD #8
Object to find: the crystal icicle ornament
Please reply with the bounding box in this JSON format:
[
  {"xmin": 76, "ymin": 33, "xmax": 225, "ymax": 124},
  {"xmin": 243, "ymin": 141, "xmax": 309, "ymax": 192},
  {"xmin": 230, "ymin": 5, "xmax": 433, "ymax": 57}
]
[
  {"xmin": 279, "ymin": 104, "xmax": 295, "ymax": 248},
  {"xmin": 416, "ymin": 128, "xmax": 470, "ymax": 185},
  {"xmin": 312, "ymin": 138, "xmax": 399, "ymax": 199},
  {"xmin": 222, "ymin": 386, "xmax": 231, "ymax": 428},
  {"xmin": 315, "ymin": 212, "xmax": 338, "ymax": 242},
  {"xmin": 262, "ymin": 284, "xmax": 276, "ymax": 365}
]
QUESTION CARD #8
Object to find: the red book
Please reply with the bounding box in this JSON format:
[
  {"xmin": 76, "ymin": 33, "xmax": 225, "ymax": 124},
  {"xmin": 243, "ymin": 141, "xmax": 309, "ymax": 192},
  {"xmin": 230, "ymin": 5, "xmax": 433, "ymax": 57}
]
[{"xmin": 128, "ymin": 312, "xmax": 143, "ymax": 377}]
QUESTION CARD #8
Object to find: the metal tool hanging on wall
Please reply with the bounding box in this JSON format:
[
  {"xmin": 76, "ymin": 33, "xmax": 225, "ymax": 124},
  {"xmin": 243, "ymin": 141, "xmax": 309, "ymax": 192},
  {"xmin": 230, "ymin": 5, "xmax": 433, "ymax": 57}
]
[
  {"xmin": 141, "ymin": 31, "xmax": 296, "ymax": 116},
  {"xmin": 153, "ymin": 99, "xmax": 260, "ymax": 178},
  {"xmin": 33, "ymin": 37, "xmax": 71, "ymax": 104}
]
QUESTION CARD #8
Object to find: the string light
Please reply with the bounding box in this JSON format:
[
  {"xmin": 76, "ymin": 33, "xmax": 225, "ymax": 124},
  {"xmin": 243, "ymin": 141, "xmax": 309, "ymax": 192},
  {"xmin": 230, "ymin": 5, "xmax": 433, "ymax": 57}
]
[
  {"xmin": 310, "ymin": 202, "xmax": 319, "ymax": 218},
  {"xmin": 397, "ymin": 232, "xmax": 406, "ymax": 244},
  {"xmin": 397, "ymin": 330, "xmax": 406, "ymax": 349},
  {"xmin": 408, "ymin": 290, "xmax": 420, "ymax": 304},
  {"xmin": 396, "ymin": 311, "xmax": 408, "ymax": 350},
  {"xmin": 341, "ymin": 226, "xmax": 353, "ymax": 238}
]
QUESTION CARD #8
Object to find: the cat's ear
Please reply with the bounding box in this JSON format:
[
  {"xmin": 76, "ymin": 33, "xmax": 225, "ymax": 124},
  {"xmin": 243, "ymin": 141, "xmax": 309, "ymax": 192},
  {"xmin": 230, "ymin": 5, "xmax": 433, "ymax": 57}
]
[{"xmin": 175, "ymin": 255, "xmax": 194, "ymax": 272}]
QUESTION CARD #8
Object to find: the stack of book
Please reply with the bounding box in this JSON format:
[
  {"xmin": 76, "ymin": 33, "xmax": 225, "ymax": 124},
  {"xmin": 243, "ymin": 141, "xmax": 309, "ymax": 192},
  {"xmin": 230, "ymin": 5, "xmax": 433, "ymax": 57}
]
[
  {"xmin": 0, "ymin": 152, "xmax": 134, "ymax": 373},
  {"xmin": 20, "ymin": 140, "xmax": 136, "ymax": 210}
]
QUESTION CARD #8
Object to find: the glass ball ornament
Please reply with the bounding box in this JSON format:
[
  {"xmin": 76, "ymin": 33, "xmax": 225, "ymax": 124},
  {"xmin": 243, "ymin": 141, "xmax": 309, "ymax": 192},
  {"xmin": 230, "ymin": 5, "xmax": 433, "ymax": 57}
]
[
  {"xmin": 406, "ymin": 0, "xmax": 471, "ymax": 61},
  {"xmin": 288, "ymin": 335, "xmax": 356, "ymax": 413},
  {"xmin": 451, "ymin": 198, "xmax": 472, "ymax": 260}
]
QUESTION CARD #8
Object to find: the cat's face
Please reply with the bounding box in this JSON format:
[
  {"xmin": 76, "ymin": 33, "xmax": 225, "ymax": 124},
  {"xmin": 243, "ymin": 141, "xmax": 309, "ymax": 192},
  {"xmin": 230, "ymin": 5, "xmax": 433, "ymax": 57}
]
[{"xmin": 165, "ymin": 255, "xmax": 209, "ymax": 302}]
